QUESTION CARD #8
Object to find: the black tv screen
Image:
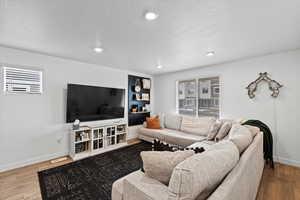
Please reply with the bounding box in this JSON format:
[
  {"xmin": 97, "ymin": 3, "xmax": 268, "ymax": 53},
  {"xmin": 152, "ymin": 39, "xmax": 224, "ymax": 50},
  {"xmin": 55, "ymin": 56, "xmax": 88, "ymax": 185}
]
[{"xmin": 66, "ymin": 84, "xmax": 125, "ymax": 123}]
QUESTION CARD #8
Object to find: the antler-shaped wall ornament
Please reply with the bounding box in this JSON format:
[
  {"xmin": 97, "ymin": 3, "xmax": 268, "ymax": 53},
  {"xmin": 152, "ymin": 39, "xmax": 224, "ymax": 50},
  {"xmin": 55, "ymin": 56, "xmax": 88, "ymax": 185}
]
[{"xmin": 246, "ymin": 72, "xmax": 283, "ymax": 99}]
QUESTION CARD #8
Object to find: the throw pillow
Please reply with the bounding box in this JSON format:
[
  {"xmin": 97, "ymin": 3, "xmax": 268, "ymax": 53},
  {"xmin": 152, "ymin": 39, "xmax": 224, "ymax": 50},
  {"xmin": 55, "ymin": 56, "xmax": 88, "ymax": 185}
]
[
  {"xmin": 140, "ymin": 150, "xmax": 194, "ymax": 185},
  {"xmin": 214, "ymin": 122, "xmax": 232, "ymax": 142},
  {"xmin": 146, "ymin": 116, "xmax": 161, "ymax": 129},
  {"xmin": 243, "ymin": 125, "xmax": 260, "ymax": 138},
  {"xmin": 206, "ymin": 120, "xmax": 222, "ymax": 140},
  {"xmin": 158, "ymin": 113, "xmax": 165, "ymax": 128},
  {"xmin": 229, "ymin": 124, "xmax": 253, "ymax": 154}
]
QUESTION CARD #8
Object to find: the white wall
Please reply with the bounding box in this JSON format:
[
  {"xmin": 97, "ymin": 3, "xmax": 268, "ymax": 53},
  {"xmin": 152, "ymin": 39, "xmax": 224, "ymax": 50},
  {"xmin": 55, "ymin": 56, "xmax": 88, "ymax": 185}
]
[
  {"xmin": 0, "ymin": 46, "xmax": 151, "ymax": 172},
  {"xmin": 154, "ymin": 49, "xmax": 300, "ymax": 167}
]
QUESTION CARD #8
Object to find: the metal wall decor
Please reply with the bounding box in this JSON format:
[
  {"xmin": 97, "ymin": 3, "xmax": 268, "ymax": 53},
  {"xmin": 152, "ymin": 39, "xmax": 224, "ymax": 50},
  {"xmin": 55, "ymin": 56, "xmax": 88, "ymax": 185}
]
[{"xmin": 246, "ymin": 72, "xmax": 283, "ymax": 99}]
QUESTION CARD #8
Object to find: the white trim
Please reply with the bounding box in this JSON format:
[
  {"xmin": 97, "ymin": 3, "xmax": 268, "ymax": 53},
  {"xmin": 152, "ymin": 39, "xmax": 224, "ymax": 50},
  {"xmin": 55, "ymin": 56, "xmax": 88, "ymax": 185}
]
[
  {"xmin": 175, "ymin": 80, "xmax": 179, "ymax": 114},
  {"xmin": 274, "ymin": 156, "xmax": 300, "ymax": 168},
  {"xmin": 0, "ymin": 151, "xmax": 68, "ymax": 173}
]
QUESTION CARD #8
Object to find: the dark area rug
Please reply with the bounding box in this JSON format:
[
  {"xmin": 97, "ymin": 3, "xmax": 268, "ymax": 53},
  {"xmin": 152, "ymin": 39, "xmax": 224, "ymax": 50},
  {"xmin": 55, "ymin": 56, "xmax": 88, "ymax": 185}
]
[{"xmin": 38, "ymin": 142, "xmax": 152, "ymax": 200}]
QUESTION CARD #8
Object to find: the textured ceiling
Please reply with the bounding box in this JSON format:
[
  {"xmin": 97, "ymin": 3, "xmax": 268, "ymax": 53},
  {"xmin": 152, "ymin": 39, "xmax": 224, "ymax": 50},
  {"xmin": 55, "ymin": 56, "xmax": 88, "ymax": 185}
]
[{"xmin": 0, "ymin": 0, "xmax": 300, "ymax": 74}]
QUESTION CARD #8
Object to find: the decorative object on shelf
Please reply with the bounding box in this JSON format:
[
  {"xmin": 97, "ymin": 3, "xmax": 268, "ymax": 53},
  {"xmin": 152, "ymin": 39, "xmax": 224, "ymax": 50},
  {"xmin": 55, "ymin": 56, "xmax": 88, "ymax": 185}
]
[
  {"xmin": 134, "ymin": 79, "xmax": 142, "ymax": 92},
  {"xmin": 131, "ymin": 104, "xmax": 138, "ymax": 112},
  {"xmin": 246, "ymin": 72, "xmax": 283, "ymax": 99},
  {"xmin": 80, "ymin": 132, "xmax": 89, "ymax": 140},
  {"xmin": 142, "ymin": 93, "xmax": 150, "ymax": 101},
  {"xmin": 143, "ymin": 104, "xmax": 151, "ymax": 112},
  {"xmin": 142, "ymin": 79, "xmax": 151, "ymax": 89},
  {"xmin": 134, "ymin": 93, "xmax": 141, "ymax": 101},
  {"xmin": 73, "ymin": 119, "xmax": 80, "ymax": 130}
]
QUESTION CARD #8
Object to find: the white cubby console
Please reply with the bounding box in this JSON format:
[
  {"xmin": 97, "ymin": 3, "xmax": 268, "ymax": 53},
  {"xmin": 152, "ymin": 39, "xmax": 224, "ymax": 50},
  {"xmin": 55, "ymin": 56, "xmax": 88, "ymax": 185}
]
[{"xmin": 70, "ymin": 122, "xmax": 128, "ymax": 160}]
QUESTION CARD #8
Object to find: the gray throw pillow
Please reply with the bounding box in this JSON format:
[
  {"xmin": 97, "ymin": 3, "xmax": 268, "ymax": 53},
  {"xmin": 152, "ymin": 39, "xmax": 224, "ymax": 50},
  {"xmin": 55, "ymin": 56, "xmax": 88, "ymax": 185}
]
[
  {"xmin": 215, "ymin": 122, "xmax": 232, "ymax": 142},
  {"xmin": 206, "ymin": 120, "xmax": 222, "ymax": 140}
]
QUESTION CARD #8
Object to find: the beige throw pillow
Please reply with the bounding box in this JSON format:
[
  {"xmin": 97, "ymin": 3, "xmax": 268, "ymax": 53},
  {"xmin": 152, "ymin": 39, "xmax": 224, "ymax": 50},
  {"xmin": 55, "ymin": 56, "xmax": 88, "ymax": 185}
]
[
  {"xmin": 215, "ymin": 122, "xmax": 232, "ymax": 141},
  {"xmin": 140, "ymin": 150, "xmax": 194, "ymax": 185},
  {"xmin": 243, "ymin": 125, "xmax": 260, "ymax": 138},
  {"xmin": 229, "ymin": 124, "xmax": 253, "ymax": 154},
  {"xmin": 206, "ymin": 120, "xmax": 222, "ymax": 140},
  {"xmin": 158, "ymin": 113, "xmax": 165, "ymax": 128}
]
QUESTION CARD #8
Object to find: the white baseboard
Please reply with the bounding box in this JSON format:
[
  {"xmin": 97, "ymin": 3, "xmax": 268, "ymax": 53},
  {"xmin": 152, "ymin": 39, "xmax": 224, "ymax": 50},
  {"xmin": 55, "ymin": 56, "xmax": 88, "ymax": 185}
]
[
  {"xmin": 274, "ymin": 156, "xmax": 300, "ymax": 168},
  {"xmin": 0, "ymin": 151, "xmax": 68, "ymax": 173}
]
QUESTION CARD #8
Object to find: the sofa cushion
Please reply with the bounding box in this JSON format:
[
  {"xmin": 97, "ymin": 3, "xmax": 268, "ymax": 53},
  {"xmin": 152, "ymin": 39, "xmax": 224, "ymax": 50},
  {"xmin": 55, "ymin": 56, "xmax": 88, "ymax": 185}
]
[
  {"xmin": 220, "ymin": 119, "xmax": 239, "ymax": 125},
  {"xmin": 139, "ymin": 128, "xmax": 207, "ymax": 147},
  {"xmin": 141, "ymin": 150, "xmax": 194, "ymax": 185},
  {"xmin": 215, "ymin": 121, "xmax": 232, "ymax": 141},
  {"xmin": 229, "ymin": 124, "xmax": 254, "ymax": 154},
  {"xmin": 168, "ymin": 141, "xmax": 239, "ymax": 200},
  {"xmin": 180, "ymin": 116, "xmax": 216, "ymax": 136},
  {"xmin": 164, "ymin": 114, "xmax": 182, "ymax": 130},
  {"xmin": 206, "ymin": 120, "xmax": 222, "ymax": 140},
  {"xmin": 122, "ymin": 171, "xmax": 169, "ymax": 200}
]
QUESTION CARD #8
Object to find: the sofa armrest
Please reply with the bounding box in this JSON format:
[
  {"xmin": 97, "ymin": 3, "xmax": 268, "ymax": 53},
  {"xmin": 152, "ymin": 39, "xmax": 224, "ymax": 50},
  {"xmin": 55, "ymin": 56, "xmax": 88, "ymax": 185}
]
[{"xmin": 123, "ymin": 171, "xmax": 169, "ymax": 200}]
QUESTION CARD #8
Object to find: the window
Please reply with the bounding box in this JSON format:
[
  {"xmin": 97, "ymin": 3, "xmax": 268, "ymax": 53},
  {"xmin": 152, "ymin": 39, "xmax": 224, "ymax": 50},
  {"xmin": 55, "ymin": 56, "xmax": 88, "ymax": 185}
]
[
  {"xmin": 177, "ymin": 80, "xmax": 196, "ymax": 116},
  {"xmin": 3, "ymin": 66, "xmax": 43, "ymax": 94},
  {"xmin": 198, "ymin": 77, "xmax": 219, "ymax": 118},
  {"xmin": 177, "ymin": 77, "xmax": 220, "ymax": 118}
]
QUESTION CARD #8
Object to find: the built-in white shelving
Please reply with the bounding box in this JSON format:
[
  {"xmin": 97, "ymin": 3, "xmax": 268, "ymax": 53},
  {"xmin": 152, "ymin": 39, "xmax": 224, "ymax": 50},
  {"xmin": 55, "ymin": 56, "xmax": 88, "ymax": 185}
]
[{"xmin": 70, "ymin": 122, "xmax": 127, "ymax": 160}]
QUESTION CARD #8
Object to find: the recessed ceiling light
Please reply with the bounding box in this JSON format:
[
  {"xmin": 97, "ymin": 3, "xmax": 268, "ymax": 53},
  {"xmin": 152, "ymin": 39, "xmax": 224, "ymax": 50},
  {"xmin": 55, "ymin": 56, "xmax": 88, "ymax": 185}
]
[
  {"xmin": 157, "ymin": 65, "xmax": 162, "ymax": 69},
  {"xmin": 145, "ymin": 11, "xmax": 159, "ymax": 21},
  {"xmin": 93, "ymin": 47, "xmax": 103, "ymax": 53},
  {"xmin": 206, "ymin": 51, "xmax": 215, "ymax": 57}
]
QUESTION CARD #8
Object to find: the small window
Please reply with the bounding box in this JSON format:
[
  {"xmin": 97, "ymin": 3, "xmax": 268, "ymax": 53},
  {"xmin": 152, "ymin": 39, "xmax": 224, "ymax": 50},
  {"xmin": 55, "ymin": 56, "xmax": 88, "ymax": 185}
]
[
  {"xmin": 177, "ymin": 77, "xmax": 220, "ymax": 118},
  {"xmin": 3, "ymin": 66, "xmax": 43, "ymax": 94}
]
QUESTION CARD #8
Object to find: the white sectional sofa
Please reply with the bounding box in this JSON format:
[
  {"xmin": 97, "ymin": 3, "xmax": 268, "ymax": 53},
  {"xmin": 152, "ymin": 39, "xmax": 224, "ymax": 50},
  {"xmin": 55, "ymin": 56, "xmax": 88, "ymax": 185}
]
[
  {"xmin": 139, "ymin": 114, "xmax": 234, "ymax": 147},
  {"xmin": 112, "ymin": 114, "xmax": 264, "ymax": 200}
]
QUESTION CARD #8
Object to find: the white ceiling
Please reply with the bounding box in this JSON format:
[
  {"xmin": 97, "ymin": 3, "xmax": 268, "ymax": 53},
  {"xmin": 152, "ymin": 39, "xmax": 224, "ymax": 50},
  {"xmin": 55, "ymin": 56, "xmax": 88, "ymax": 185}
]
[{"xmin": 0, "ymin": 0, "xmax": 300, "ymax": 75}]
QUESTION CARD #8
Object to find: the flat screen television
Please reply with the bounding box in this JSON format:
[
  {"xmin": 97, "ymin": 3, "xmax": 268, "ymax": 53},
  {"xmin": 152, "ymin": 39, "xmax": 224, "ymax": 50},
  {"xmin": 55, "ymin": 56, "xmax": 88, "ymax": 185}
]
[{"xmin": 66, "ymin": 84, "xmax": 125, "ymax": 123}]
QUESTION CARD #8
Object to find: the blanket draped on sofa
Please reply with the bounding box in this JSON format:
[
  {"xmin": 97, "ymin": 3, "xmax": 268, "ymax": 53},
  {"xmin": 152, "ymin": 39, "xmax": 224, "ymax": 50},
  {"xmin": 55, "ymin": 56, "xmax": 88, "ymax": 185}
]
[{"xmin": 242, "ymin": 120, "xmax": 274, "ymax": 168}]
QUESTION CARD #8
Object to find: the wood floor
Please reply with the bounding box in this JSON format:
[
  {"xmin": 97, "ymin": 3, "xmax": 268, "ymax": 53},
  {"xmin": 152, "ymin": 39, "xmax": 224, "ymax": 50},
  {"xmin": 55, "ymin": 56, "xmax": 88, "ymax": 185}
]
[
  {"xmin": 256, "ymin": 163, "xmax": 300, "ymax": 200},
  {"xmin": 0, "ymin": 159, "xmax": 299, "ymax": 200}
]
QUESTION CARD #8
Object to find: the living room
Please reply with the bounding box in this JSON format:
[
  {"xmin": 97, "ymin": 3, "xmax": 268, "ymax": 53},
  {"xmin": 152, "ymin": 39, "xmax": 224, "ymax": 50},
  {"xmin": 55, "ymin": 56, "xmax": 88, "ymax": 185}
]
[{"xmin": 0, "ymin": 1, "xmax": 300, "ymax": 200}]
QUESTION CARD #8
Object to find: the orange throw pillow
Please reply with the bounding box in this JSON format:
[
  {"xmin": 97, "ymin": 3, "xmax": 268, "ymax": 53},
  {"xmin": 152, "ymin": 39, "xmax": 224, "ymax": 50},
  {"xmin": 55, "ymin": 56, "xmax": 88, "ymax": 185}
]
[{"xmin": 146, "ymin": 116, "xmax": 161, "ymax": 129}]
